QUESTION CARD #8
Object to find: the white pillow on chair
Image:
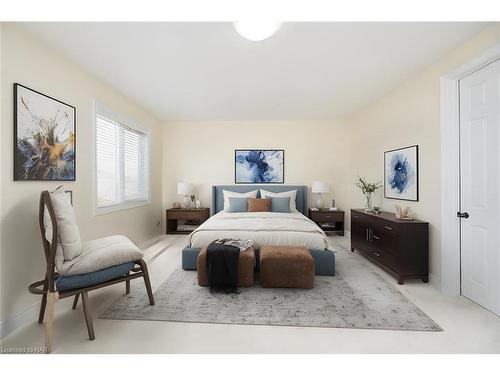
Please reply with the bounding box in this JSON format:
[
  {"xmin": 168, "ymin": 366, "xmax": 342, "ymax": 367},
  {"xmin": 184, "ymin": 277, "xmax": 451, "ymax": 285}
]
[{"xmin": 43, "ymin": 187, "xmax": 82, "ymax": 271}]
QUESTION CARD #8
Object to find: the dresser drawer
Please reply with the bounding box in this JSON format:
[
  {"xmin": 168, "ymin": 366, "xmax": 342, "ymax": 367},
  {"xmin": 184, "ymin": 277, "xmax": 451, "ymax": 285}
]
[
  {"xmin": 371, "ymin": 227, "xmax": 398, "ymax": 256},
  {"xmin": 369, "ymin": 247, "xmax": 397, "ymax": 272}
]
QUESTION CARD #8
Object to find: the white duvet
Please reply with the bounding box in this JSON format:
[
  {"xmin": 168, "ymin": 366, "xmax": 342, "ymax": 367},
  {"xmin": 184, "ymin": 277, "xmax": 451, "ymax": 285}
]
[{"xmin": 187, "ymin": 211, "xmax": 333, "ymax": 250}]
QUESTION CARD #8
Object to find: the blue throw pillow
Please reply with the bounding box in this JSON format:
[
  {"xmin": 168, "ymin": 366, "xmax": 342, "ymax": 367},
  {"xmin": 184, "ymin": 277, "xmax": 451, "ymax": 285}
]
[
  {"xmin": 271, "ymin": 197, "xmax": 291, "ymax": 213},
  {"xmin": 228, "ymin": 197, "xmax": 249, "ymax": 212}
]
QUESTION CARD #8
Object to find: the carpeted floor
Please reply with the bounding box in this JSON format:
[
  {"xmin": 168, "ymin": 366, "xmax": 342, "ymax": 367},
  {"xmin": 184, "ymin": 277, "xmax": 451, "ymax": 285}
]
[{"xmin": 101, "ymin": 245, "xmax": 442, "ymax": 332}]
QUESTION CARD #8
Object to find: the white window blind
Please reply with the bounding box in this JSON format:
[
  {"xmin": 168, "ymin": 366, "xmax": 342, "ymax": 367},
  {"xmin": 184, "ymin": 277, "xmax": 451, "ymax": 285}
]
[{"xmin": 96, "ymin": 113, "xmax": 149, "ymax": 211}]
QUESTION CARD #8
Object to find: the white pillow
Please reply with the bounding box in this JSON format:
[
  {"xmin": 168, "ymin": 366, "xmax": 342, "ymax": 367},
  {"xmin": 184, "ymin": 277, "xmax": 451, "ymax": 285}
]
[
  {"xmin": 222, "ymin": 189, "xmax": 258, "ymax": 211},
  {"xmin": 260, "ymin": 189, "xmax": 298, "ymax": 213},
  {"xmin": 44, "ymin": 187, "xmax": 82, "ymax": 271}
]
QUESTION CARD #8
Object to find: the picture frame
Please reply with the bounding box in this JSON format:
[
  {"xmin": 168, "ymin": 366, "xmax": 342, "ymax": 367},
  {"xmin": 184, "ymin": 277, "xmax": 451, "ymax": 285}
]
[
  {"xmin": 14, "ymin": 83, "xmax": 76, "ymax": 181},
  {"xmin": 234, "ymin": 149, "xmax": 284, "ymax": 184},
  {"xmin": 384, "ymin": 145, "xmax": 419, "ymax": 201}
]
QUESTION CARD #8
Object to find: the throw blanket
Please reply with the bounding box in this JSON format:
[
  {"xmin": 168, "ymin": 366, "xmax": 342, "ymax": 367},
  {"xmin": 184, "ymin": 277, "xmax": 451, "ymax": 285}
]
[
  {"xmin": 206, "ymin": 241, "xmax": 239, "ymax": 294},
  {"xmin": 212, "ymin": 238, "xmax": 253, "ymax": 252}
]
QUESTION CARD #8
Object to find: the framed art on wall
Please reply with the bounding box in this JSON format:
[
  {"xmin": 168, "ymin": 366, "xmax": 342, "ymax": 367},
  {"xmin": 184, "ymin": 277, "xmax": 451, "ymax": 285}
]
[
  {"xmin": 235, "ymin": 149, "xmax": 284, "ymax": 184},
  {"xmin": 384, "ymin": 145, "xmax": 418, "ymax": 201},
  {"xmin": 14, "ymin": 83, "xmax": 76, "ymax": 181}
]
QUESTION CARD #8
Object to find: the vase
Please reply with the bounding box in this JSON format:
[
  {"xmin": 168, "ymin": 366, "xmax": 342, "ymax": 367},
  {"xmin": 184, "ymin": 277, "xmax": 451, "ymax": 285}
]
[{"xmin": 364, "ymin": 193, "xmax": 373, "ymax": 212}]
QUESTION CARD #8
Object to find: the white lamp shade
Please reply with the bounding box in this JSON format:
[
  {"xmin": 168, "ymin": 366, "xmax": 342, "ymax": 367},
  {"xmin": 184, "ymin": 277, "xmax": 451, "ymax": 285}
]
[
  {"xmin": 177, "ymin": 182, "xmax": 193, "ymax": 195},
  {"xmin": 312, "ymin": 181, "xmax": 329, "ymax": 193}
]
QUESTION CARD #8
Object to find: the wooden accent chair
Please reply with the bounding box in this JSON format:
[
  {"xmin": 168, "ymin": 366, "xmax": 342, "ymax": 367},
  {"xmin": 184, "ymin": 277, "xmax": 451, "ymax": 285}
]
[{"xmin": 29, "ymin": 190, "xmax": 155, "ymax": 353}]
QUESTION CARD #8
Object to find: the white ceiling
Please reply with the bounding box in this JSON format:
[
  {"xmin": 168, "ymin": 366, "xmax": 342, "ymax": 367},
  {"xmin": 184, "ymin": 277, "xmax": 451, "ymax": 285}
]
[{"xmin": 19, "ymin": 22, "xmax": 488, "ymax": 121}]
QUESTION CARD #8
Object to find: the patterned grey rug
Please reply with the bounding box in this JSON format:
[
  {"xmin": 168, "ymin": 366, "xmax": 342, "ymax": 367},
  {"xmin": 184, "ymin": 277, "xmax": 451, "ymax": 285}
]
[{"xmin": 100, "ymin": 246, "xmax": 442, "ymax": 332}]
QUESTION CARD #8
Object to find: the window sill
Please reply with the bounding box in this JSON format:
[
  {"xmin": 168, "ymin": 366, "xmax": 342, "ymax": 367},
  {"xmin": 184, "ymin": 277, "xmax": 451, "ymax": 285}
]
[{"xmin": 95, "ymin": 199, "xmax": 151, "ymax": 216}]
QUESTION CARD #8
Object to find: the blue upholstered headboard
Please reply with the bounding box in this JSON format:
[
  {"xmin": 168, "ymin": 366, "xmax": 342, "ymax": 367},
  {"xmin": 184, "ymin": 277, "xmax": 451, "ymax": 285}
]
[{"xmin": 212, "ymin": 185, "xmax": 308, "ymax": 215}]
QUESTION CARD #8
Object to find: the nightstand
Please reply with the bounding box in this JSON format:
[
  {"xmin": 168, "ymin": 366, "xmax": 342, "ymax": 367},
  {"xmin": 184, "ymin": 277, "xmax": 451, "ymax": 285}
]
[
  {"xmin": 308, "ymin": 209, "xmax": 345, "ymax": 236},
  {"xmin": 166, "ymin": 208, "xmax": 210, "ymax": 234}
]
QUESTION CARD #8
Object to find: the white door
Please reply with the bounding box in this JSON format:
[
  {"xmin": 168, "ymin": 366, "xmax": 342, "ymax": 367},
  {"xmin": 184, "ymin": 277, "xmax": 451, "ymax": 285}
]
[{"xmin": 459, "ymin": 58, "xmax": 500, "ymax": 315}]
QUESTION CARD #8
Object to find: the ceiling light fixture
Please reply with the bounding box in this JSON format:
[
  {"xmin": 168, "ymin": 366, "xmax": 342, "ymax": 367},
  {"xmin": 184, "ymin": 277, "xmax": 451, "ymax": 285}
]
[{"xmin": 234, "ymin": 21, "xmax": 281, "ymax": 42}]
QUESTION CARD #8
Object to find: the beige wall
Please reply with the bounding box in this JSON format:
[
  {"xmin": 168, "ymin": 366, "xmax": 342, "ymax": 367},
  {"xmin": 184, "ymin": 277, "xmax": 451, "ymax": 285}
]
[
  {"xmin": 346, "ymin": 24, "xmax": 500, "ymax": 286},
  {"xmin": 0, "ymin": 24, "xmax": 163, "ymax": 323},
  {"xmin": 163, "ymin": 121, "xmax": 352, "ymax": 219}
]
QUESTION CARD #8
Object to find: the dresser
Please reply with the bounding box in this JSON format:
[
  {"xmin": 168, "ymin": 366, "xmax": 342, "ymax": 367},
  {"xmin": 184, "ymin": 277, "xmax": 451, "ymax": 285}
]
[{"xmin": 350, "ymin": 209, "xmax": 429, "ymax": 284}]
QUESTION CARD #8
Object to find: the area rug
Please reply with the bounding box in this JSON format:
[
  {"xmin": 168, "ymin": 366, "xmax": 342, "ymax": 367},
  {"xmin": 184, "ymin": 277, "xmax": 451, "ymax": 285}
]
[{"xmin": 100, "ymin": 246, "xmax": 442, "ymax": 332}]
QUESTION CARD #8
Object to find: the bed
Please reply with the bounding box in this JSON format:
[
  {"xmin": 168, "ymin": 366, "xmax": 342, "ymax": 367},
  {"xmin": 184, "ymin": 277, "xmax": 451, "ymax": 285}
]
[{"xmin": 181, "ymin": 185, "xmax": 335, "ymax": 276}]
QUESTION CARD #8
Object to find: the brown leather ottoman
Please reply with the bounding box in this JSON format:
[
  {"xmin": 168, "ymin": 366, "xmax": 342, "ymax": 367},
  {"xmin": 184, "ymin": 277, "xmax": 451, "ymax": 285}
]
[
  {"xmin": 260, "ymin": 246, "xmax": 314, "ymax": 289},
  {"xmin": 197, "ymin": 247, "xmax": 256, "ymax": 287}
]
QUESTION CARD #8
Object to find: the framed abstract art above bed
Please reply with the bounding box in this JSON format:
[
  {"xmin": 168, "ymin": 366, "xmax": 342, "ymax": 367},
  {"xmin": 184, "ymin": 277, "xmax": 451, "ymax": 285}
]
[
  {"xmin": 13, "ymin": 83, "xmax": 76, "ymax": 181},
  {"xmin": 384, "ymin": 145, "xmax": 418, "ymax": 201},
  {"xmin": 235, "ymin": 149, "xmax": 284, "ymax": 184}
]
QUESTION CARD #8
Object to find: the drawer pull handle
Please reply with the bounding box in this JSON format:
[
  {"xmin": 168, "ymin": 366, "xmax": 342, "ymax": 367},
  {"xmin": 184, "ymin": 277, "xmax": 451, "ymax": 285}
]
[
  {"xmin": 372, "ymin": 235, "xmax": 380, "ymax": 240},
  {"xmin": 374, "ymin": 252, "xmax": 381, "ymax": 257},
  {"xmin": 353, "ymin": 215, "xmax": 359, "ymax": 219},
  {"xmin": 384, "ymin": 226, "xmax": 393, "ymax": 230}
]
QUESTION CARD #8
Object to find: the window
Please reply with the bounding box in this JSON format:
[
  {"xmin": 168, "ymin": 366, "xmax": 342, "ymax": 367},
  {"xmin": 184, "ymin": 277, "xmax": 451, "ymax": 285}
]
[{"xmin": 95, "ymin": 107, "xmax": 150, "ymax": 214}]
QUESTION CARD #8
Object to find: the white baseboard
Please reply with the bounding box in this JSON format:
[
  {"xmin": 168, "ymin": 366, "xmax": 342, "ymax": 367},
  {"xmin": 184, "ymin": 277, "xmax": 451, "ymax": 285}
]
[{"xmin": 0, "ymin": 302, "xmax": 40, "ymax": 339}]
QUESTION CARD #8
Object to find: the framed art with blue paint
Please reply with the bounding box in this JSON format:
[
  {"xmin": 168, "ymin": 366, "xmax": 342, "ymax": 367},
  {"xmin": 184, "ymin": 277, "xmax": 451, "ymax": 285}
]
[
  {"xmin": 384, "ymin": 145, "xmax": 418, "ymax": 201},
  {"xmin": 14, "ymin": 83, "xmax": 76, "ymax": 181},
  {"xmin": 235, "ymin": 149, "xmax": 284, "ymax": 184}
]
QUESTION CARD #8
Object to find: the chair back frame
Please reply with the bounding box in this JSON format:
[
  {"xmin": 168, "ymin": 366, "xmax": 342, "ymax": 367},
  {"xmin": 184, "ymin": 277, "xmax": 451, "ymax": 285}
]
[{"xmin": 38, "ymin": 190, "xmax": 59, "ymax": 293}]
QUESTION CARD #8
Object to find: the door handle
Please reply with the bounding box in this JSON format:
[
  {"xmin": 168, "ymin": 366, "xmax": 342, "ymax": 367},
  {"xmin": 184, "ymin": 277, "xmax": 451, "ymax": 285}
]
[{"xmin": 457, "ymin": 212, "xmax": 469, "ymax": 219}]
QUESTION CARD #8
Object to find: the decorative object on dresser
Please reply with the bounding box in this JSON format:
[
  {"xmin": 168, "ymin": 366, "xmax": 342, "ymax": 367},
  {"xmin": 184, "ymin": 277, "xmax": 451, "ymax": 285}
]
[
  {"xmin": 308, "ymin": 208, "xmax": 345, "ymax": 236},
  {"xmin": 234, "ymin": 149, "xmax": 284, "ymax": 183},
  {"xmin": 311, "ymin": 181, "xmax": 329, "ymax": 209},
  {"xmin": 166, "ymin": 207, "xmax": 209, "ymax": 234},
  {"xmin": 395, "ymin": 204, "xmax": 413, "ymax": 220},
  {"xmin": 14, "ymin": 83, "xmax": 76, "ymax": 181},
  {"xmin": 384, "ymin": 145, "xmax": 419, "ymax": 201},
  {"xmin": 350, "ymin": 209, "xmax": 428, "ymax": 284},
  {"xmin": 172, "ymin": 201, "xmax": 181, "ymax": 209},
  {"xmin": 356, "ymin": 176, "xmax": 382, "ymax": 212},
  {"xmin": 177, "ymin": 182, "xmax": 194, "ymax": 208}
]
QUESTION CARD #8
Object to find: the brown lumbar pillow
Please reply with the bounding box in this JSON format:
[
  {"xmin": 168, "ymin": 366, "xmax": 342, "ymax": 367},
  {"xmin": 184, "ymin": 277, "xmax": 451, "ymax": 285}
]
[{"xmin": 247, "ymin": 198, "xmax": 272, "ymax": 212}]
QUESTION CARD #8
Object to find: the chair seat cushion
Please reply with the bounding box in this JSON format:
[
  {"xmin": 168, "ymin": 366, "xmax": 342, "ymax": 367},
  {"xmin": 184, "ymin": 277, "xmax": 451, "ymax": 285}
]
[
  {"xmin": 56, "ymin": 262, "xmax": 135, "ymax": 291},
  {"xmin": 58, "ymin": 235, "xmax": 143, "ymax": 276}
]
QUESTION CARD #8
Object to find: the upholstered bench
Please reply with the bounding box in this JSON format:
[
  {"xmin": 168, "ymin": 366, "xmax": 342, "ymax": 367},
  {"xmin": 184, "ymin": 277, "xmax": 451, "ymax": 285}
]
[
  {"xmin": 197, "ymin": 246, "xmax": 256, "ymax": 287},
  {"xmin": 260, "ymin": 246, "xmax": 314, "ymax": 289}
]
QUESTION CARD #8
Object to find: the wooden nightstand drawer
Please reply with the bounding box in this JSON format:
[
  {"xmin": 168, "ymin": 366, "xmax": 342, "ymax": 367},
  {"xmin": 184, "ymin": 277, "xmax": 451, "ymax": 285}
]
[
  {"xmin": 167, "ymin": 210, "xmax": 203, "ymax": 220},
  {"xmin": 310, "ymin": 211, "xmax": 343, "ymax": 222}
]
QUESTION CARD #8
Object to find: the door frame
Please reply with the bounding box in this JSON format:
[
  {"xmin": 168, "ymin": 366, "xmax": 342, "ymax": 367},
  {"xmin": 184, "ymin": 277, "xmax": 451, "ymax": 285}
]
[{"xmin": 440, "ymin": 44, "xmax": 500, "ymax": 295}]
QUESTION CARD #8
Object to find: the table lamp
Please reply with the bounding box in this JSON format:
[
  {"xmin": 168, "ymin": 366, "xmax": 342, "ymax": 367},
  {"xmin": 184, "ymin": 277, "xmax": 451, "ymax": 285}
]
[
  {"xmin": 312, "ymin": 181, "xmax": 329, "ymax": 209},
  {"xmin": 177, "ymin": 182, "xmax": 193, "ymax": 208}
]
